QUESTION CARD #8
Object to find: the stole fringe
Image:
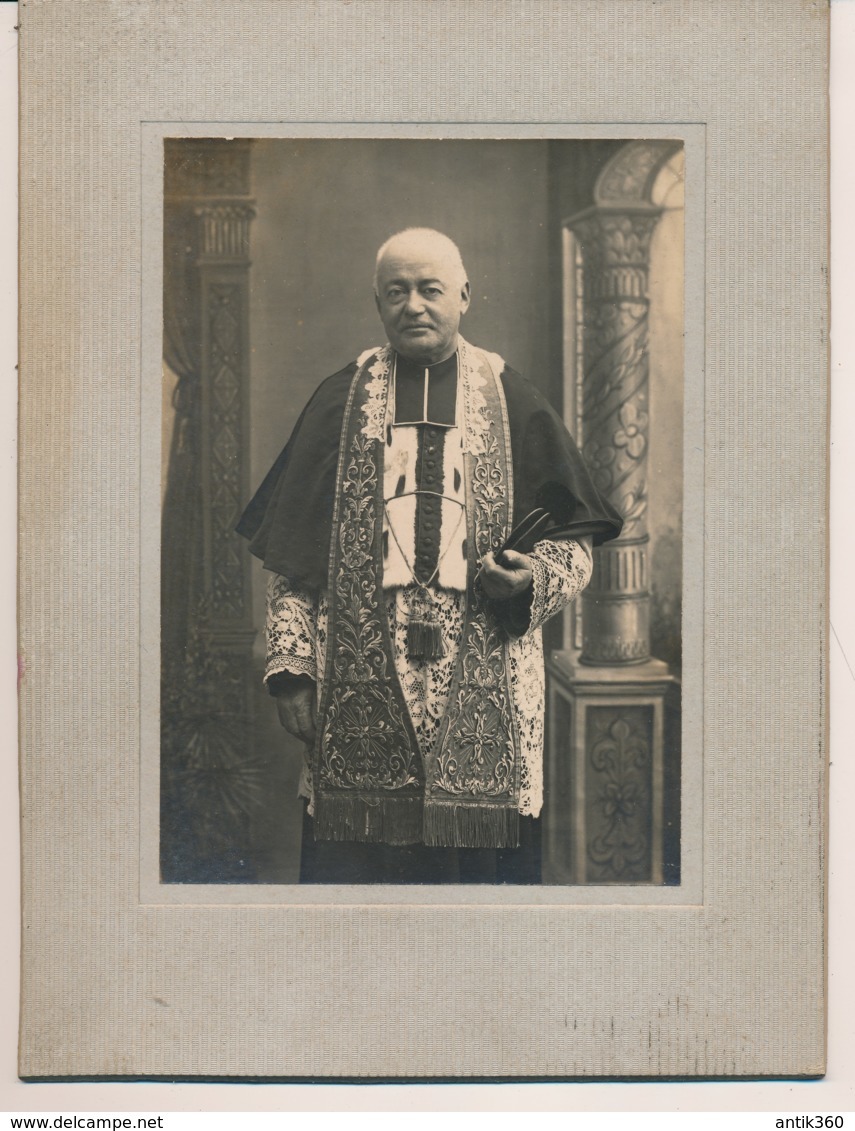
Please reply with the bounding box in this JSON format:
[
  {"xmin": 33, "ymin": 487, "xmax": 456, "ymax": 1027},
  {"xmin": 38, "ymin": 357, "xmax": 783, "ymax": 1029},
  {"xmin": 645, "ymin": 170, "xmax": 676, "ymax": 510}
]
[
  {"xmin": 314, "ymin": 794, "xmax": 521, "ymax": 849},
  {"xmin": 314, "ymin": 793, "xmax": 424, "ymax": 846},
  {"xmin": 423, "ymin": 801, "xmax": 520, "ymax": 849}
]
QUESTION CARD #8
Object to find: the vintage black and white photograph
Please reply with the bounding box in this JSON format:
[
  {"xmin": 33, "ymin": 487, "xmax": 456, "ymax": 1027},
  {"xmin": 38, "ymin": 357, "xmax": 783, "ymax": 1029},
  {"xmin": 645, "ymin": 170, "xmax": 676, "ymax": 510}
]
[
  {"xmin": 16, "ymin": 0, "xmax": 832, "ymax": 1087},
  {"xmin": 159, "ymin": 137, "xmax": 685, "ymax": 888}
]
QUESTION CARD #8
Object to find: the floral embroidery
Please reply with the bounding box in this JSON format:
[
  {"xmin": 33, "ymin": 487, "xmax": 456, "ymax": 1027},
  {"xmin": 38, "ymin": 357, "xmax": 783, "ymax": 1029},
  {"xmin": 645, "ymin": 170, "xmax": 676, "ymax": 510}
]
[
  {"xmin": 428, "ymin": 346, "xmax": 518, "ymax": 804},
  {"xmin": 459, "ymin": 340, "xmax": 509, "ymax": 561},
  {"xmin": 435, "ymin": 693, "xmax": 514, "ymax": 796},
  {"xmin": 321, "ymin": 683, "xmax": 420, "ymax": 790},
  {"xmin": 318, "ymin": 404, "xmax": 422, "ymax": 793}
]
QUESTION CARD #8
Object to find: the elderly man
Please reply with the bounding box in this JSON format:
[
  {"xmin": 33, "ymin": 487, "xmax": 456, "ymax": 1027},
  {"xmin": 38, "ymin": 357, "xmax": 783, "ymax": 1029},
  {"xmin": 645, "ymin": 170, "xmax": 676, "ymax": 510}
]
[{"xmin": 237, "ymin": 228, "xmax": 622, "ymax": 884}]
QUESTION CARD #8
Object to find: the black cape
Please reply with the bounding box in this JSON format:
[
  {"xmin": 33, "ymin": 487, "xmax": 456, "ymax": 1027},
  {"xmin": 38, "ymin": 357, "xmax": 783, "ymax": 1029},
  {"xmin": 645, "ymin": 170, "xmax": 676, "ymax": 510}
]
[{"xmin": 236, "ymin": 356, "xmax": 623, "ymax": 592}]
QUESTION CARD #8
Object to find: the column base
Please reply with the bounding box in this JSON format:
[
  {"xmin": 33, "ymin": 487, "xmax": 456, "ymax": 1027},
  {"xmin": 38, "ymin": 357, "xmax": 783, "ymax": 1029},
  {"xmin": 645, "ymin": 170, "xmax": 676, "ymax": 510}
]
[{"xmin": 551, "ymin": 649, "xmax": 673, "ymax": 688}]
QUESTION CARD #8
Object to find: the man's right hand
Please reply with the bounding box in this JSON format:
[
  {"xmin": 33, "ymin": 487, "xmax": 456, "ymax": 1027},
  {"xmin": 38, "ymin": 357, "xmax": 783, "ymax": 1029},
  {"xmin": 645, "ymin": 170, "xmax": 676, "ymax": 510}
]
[{"xmin": 274, "ymin": 677, "xmax": 318, "ymax": 745}]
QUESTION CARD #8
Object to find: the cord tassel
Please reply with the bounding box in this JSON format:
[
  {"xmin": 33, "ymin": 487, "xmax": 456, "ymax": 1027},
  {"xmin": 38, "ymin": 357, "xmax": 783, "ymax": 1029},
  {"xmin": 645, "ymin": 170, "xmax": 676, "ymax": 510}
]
[
  {"xmin": 408, "ymin": 615, "xmax": 445, "ymax": 661},
  {"xmin": 406, "ymin": 584, "xmax": 446, "ymax": 661}
]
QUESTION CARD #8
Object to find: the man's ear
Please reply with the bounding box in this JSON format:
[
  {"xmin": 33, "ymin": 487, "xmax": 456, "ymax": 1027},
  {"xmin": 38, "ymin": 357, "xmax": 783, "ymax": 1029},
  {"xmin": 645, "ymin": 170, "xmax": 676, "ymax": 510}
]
[
  {"xmin": 460, "ymin": 280, "xmax": 471, "ymax": 314},
  {"xmin": 374, "ymin": 291, "xmax": 381, "ymax": 314}
]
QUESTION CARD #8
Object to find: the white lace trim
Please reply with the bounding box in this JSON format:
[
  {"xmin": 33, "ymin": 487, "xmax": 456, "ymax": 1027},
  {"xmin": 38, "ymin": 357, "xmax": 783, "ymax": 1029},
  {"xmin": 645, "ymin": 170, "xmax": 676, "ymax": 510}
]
[
  {"xmin": 360, "ymin": 347, "xmax": 393, "ymax": 442},
  {"xmin": 528, "ymin": 537, "xmax": 593, "ymax": 633},
  {"xmin": 459, "ymin": 338, "xmax": 494, "ymax": 457},
  {"xmin": 264, "ymin": 574, "xmax": 318, "ymax": 685},
  {"xmin": 390, "ymin": 587, "xmax": 463, "ymax": 747},
  {"xmin": 356, "ymin": 346, "xmax": 382, "ymax": 367},
  {"xmin": 508, "ymin": 629, "xmax": 545, "ymax": 817}
]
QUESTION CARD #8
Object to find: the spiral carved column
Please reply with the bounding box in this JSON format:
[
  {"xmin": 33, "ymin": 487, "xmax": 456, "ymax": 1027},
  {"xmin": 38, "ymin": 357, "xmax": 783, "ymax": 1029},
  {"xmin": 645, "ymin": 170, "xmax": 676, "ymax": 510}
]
[{"xmin": 572, "ymin": 207, "xmax": 660, "ymax": 666}]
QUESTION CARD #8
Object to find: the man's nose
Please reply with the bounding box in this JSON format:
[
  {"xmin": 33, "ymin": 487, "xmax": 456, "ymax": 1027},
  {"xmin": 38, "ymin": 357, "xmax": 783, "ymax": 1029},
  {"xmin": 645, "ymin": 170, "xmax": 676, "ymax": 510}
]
[{"xmin": 404, "ymin": 289, "xmax": 425, "ymax": 314}]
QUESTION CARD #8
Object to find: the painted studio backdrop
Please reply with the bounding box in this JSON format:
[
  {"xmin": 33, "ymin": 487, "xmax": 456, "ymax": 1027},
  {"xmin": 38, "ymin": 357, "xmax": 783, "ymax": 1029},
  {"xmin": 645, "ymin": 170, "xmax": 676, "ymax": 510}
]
[{"xmin": 160, "ymin": 137, "xmax": 684, "ymax": 886}]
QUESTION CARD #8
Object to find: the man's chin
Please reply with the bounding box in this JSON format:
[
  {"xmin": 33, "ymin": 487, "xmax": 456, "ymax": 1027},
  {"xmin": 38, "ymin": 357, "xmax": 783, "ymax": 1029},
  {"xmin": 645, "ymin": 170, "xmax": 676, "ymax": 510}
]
[{"xmin": 393, "ymin": 331, "xmax": 450, "ymax": 362}]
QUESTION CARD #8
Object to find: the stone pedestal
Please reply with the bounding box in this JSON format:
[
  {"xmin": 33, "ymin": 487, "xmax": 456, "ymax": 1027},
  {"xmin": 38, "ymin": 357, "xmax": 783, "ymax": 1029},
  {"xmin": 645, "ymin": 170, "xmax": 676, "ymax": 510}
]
[{"xmin": 545, "ymin": 650, "xmax": 678, "ymax": 885}]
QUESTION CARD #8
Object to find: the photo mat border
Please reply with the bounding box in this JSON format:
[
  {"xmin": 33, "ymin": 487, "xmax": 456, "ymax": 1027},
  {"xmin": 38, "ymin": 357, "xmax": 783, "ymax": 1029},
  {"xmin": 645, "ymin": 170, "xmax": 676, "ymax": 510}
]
[{"xmin": 141, "ymin": 121, "xmax": 705, "ymax": 909}]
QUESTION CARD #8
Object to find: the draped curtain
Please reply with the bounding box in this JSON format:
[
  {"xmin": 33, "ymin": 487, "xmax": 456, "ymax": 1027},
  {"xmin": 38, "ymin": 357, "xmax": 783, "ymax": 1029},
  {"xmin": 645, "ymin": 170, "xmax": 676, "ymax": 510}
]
[{"xmin": 161, "ymin": 209, "xmax": 203, "ymax": 679}]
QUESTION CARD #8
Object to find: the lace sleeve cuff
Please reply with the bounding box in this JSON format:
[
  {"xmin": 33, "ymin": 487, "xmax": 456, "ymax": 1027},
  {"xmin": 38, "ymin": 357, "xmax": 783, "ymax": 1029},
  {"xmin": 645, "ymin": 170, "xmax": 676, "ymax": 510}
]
[
  {"xmin": 492, "ymin": 539, "xmax": 592, "ymax": 640},
  {"xmin": 527, "ymin": 537, "xmax": 593, "ymax": 633},
  {"xmin": 264, "ymin": 574, "xmax": 319, "ymax": 688}
]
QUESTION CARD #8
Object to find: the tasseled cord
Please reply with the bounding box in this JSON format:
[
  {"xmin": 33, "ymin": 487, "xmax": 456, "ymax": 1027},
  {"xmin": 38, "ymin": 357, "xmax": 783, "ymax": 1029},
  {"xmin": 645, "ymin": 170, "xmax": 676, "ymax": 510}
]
[
  {"xmin": 408, "ymin": 615, "xmax": 445, "ymax": 662},
  {"xmin": 406, "ymin": 583, "xmax": 446, "ymax": 662}
]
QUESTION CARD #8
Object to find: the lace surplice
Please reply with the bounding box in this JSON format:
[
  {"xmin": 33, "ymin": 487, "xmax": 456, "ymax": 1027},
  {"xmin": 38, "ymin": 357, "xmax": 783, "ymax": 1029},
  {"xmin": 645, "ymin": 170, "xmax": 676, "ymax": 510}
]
[{"xmin": 265, "ymin": 537, "xmax": 592, "ymax": 818}]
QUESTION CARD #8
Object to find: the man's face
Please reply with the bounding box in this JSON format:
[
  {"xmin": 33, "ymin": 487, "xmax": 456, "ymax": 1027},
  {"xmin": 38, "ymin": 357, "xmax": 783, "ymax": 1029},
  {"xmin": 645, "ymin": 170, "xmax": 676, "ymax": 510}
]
[{"xmin": 375, "ymin": 242, "xmax": 471, "ymax": 365}]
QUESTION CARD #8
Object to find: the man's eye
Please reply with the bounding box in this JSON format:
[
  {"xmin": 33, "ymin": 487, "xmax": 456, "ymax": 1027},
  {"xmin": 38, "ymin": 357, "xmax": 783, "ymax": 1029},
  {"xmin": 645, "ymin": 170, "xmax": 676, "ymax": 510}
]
[
  {"xmin": 386, "ymin": 289, "xmax": 404, "ymax": 301},
  {"xmin": 423, "ymin": 287, "xmax": 441, "ymax": 298}
]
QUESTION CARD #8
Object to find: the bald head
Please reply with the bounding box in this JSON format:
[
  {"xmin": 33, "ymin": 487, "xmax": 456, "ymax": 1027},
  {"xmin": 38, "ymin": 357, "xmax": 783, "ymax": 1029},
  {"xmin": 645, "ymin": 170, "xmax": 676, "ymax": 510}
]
[
  {"xmin": 373, "ymin": 228, "xmax": 471, "ymax": 364},
  {"xmin": 374, "ymin": 228, "xmax": 468, "ymax": 294}
]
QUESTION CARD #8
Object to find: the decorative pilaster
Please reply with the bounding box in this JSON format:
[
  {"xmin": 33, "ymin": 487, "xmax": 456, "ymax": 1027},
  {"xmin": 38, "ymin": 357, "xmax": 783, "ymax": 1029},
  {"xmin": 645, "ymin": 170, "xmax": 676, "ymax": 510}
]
[
  {"xmin": 163, "ymin": 140, "xmax": 257, "ymax": 668},
  {"xmin": 197, "ymin": 200, "xmax": 256, "ymax": 664}
]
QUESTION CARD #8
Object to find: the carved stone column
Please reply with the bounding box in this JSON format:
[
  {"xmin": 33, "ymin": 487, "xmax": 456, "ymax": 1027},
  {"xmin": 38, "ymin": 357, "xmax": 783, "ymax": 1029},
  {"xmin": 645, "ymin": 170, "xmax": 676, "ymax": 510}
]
[
  {"xmin": 544, "ymin": 140, "xmax": 682, "ymax": 886},
  {"xmin": 571, "ymin": 207, "xmax": 660, "ymax": 665}
]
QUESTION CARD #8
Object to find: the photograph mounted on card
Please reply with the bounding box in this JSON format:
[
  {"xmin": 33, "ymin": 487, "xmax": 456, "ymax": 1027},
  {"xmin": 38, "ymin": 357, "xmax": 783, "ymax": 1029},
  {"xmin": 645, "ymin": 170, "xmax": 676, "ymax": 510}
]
[{"xmin": 19, "ymin": 0, "xmax": 826, "ymax": 1080}]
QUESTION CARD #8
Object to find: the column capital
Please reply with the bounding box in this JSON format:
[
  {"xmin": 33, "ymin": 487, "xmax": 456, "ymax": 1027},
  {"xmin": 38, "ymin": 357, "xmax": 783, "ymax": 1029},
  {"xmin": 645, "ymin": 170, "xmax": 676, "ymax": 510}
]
[
  {"xmin": 567, "ymin": 207, "xmax": 662, "ymax": 302},
  {"xmin": 194, "ymin": 201, "xmax": 256, "ymax": 263}
]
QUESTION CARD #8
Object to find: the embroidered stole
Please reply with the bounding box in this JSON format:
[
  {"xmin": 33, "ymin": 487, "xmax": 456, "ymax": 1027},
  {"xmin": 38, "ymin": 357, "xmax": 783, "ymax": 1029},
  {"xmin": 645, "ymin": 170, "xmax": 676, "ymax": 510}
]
[{"xmin": 312, "ymin": 341, "xmax": 522, "ymax": 849}]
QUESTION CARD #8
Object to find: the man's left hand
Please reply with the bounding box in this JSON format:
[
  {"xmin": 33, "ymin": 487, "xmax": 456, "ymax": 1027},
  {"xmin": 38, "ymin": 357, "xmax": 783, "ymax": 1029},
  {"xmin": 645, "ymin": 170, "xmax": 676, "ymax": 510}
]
[{"xmin": 479, "ymin": 549, "xmax": 533, "ymax": 599}]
